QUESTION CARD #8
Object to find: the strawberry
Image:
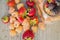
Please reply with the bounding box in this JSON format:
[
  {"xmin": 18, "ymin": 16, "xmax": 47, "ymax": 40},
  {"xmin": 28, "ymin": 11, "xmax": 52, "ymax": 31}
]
[
  {"xmin": 22, "ymin": 30, "xmax": 34, "ymax": 40},
  {"xmin": 32, "ymin": 16, "xmax": 39, "ymax": 24},
  {"xmin": 18, "ymin": 7, "xmax": 27, "ymax": 17},
  {"xmin": 28, "ymin": 8, "xmax": 36, "ymax": 17},
  {"xmin": 7, "ymin": 0, "xmax": 15, "ymax": 7},
  {"xmin": 30, "ymin": 16, "xmax": 38, "ymax": 26},
  {"xmin": 2, "ymin": 16, "xmax": 10, "ymax": 24},
  {"xmin": 26, "ymin": 0, "xmax": 35, "ymax": 7},
  {"xmin": 17, "ymin": 16, "xmax": 24, "ymax": 23}
]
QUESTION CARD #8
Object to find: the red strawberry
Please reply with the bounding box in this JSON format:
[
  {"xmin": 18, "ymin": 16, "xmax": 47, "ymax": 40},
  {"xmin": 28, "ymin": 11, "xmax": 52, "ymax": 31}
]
[
  {"xmin": 30, "ymin": 16, "xmax": 38, "ymax": 26},
  {"xmin": 23, "ymin": 30, "xmax": 34, "ymax": 40},
  {"xmin": 32, "ymin": 16, "xmax": 39, "ymax": 24},
  {"xmin": 18, "ymin": 7, "xmax": 26, "ymax": 16},
  {"xmin": 17, "ymin": 16, "xmax": 24, "ymax": 23},
  {"xmin": 26, "ymin": 0, "xmax": 35, "ymax": 7},
  {"xmin": 28, "ymin": 8, "xmax": 36, "ymax": 17},
  {"xmin": 7, "ymin": 0, "xmax": 15, "ymax": 7}
]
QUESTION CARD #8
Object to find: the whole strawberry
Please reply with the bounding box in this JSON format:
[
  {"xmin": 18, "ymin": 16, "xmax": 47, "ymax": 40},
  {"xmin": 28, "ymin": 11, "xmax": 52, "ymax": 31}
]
[
  {"xmin": 7, "ymin": 0, "xmax": 15, "ymax": 7},
  {"xmin": 26, "ymin": 0, "xmax": 35, "ymax": 7},
  {"xmin": 18, "ymin": 7, "xmax": 27, "ymax": 17},
  {"xmin": 28, "ymin": 7, "xmax": 36, "ymax": 17},
  {"xmin": 17, "ymin": 16, "xmax": 24, "ymax": 23},
  {"xmin": 22, "ymin": 30, "xmax": 34, "ymax": 40},
  {"xmin": 30, "ymin": 16, "xmax": 38, "ymax": 26}
]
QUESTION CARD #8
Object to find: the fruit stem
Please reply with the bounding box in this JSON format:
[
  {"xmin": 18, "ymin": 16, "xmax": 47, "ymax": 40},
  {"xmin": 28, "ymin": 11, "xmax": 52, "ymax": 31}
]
[{"xmin": 26, "ymin": 37, "xmax": 32, "ymax": 40}]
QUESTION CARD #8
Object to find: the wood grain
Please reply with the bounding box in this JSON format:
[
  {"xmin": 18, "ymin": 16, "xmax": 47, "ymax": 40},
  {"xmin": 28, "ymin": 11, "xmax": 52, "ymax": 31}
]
[{"xmin": 34, "ymin": 0, "xmax": 45, "ymax": 22}]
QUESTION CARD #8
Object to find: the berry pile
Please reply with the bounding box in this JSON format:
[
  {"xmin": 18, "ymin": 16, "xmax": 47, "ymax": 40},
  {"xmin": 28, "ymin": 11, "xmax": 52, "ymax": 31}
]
[{"xmin": 2, "ymin": 0, "xmax": 39, "ymax": 40}]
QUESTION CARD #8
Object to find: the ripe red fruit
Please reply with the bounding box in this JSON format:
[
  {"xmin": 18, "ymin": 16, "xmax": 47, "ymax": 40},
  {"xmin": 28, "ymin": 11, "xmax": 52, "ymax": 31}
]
[
  {"xmin": 22, "ymin": 30, "xmax": 34, "ymax": 40},
  {"xmin": 7, "ymin": 1, "xmax": 15, "ymax": 7},
  {"xmin": 26, "ymin": 0, "xmax": 35, "ymax": 7},
  {"xmin": 30, "ymin": 16, "xmax": 39, "ymax": 26},
  {"xmin": 32, "ymin": 16, "xmax": 39, "ymax": 24},
  {"xmin": 17, "ymin": 16, "xmax": 24, "ymax": 23},
  {"xmin": 28, "ymin": 8, "xmax": 36, "ymax": 17},
  {"xmin": 18, "ymin": 7, "xmax": 26, "ymax": 16}
]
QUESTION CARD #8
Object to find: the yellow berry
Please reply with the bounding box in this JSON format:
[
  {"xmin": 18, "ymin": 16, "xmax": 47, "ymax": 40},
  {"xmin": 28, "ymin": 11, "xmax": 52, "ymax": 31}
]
[
  {"xmin": 11, "ymin": 11, "xmax": 19, "ymax": 17},
  {"xmin": 14, "ymin": 20, "xmax": 20, "ymax": 28},
  {"xmin": 32, "ymin": 26, "xmax": 38, "ymax": 33},
  {"xmin": 15, "ymin": 25, "xmax": 23, "ymax": 33},
  {"xmin": 10, "ymin": 16, "xmax": 16, "ymax": 23},
  {"xmin": 15, "ymin": 0, "xmax": 20, "ymax": 4},
  {"xmin": 9, "ymin": 7, "xmax": 15, "ymax": 14},
  {"xmin": 17, "ymin": 3, "xmax": 24, "ymax": 9},
  {"xmin": 10, "ymin": 30, "xmax": 17, "ymax": 37}
]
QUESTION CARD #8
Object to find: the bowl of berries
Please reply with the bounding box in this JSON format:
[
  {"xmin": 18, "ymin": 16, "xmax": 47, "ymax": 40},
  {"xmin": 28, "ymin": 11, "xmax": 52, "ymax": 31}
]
[{"xmin": 43, "ymin": 0, "xmax": 60, "ymax": 17}]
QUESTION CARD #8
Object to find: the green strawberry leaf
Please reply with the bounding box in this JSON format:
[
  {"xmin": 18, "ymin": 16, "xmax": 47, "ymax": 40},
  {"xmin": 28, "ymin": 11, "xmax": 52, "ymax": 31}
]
[
  {"xmin": 3, "ymin": 16, "xmax": 8, "ymax": 20},
  {"xmin": 30, "ymin": 20, "xmax": 36, "ymax": 26},
  {"xmin": 26, "ymin": 37, "xmax": 32, "ymax": 40},
  {"xmin": 30, "ymin": 20, "xmax": 33, "ymax": 25},
  {"xmin": 23, "ymin": 11, "xmax": 28, "ymax": 18},
  {"xmin": 2, "ymin": 16, "xmax": 9, "ymax": 22}
]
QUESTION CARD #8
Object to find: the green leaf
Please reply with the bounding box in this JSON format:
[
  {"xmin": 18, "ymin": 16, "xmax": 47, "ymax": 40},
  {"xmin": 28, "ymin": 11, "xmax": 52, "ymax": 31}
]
[
  {"xmin": 23, "ymin": 11, "xmax": 28, "ymax": 18},
  {"xmin": 30, "ymin": 20, "xmax": 36, "ymax": 26},
  {"xmin": 30, "ymin": 20, "xmax": 33, "ymax": 25},
  {"xmin": 4, "ymin": 16, "xmax": 8, "ymax": 20},
  {"xmin": 26, "ymin": 37, "xmax": 32, "ymax": 40}
]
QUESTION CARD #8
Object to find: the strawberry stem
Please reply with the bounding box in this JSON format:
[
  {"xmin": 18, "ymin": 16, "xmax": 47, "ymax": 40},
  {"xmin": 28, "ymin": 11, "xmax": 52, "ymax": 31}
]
[{"xmin": 26, "ymin": 37, "xmax": 32, "ymax": 40}]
